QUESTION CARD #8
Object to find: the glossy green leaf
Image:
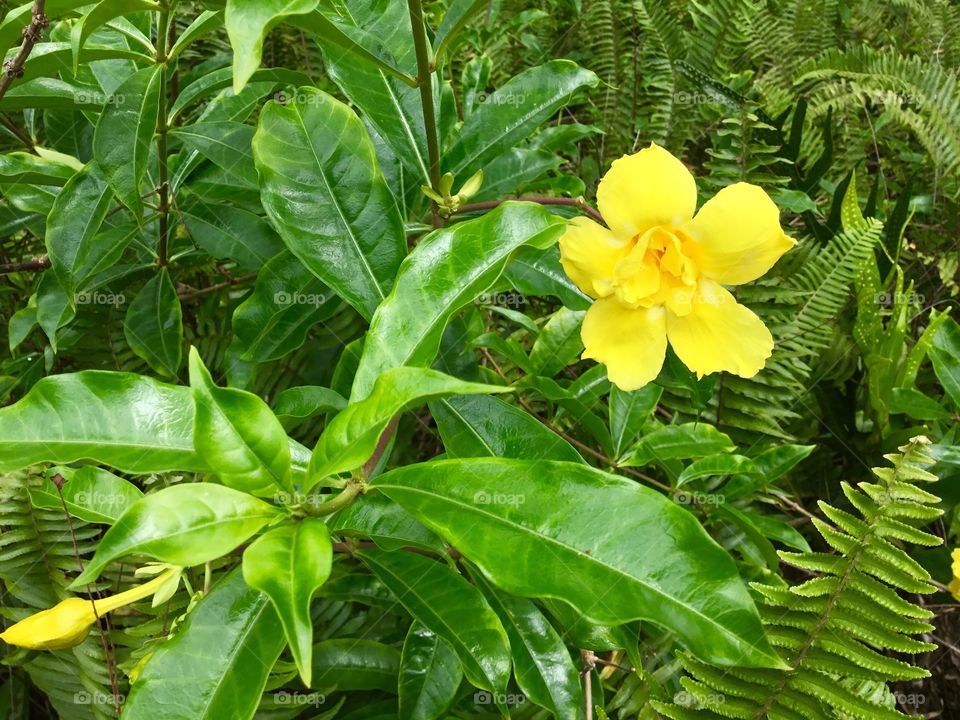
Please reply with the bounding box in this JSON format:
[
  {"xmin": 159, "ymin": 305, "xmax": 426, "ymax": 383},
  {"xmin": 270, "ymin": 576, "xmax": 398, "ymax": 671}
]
[
  {"xmin": 93, "ymin": 65, "xmax": 162, "ymax": 218},
  {"xmin": 44, "ymin": 164, "xmax": 113, "ymax": 294},
  {"xmin": 889, "ymin": 387, "xmax": 950, "ymax": 420},
  {"xmin": 434, "ymin": 0, "xmax": 486, "ymax": 59},
  {"xmin": 242, "ymin": 519, "xmax": 332, "ymax": 686},
  {"xmin": 35, "ymin": 270, "xmax": 74, "ymax": 351},
  {"xmin": 28, "ymin": 465, "xmax": 143, "ymax": 524},
  {"xmin": 0, "ymin": 150, "xmax": 78, "ymax": 185},
  {"xmin": 352, "ymin": 202, "xmax": 565, "ymax": 400},
  {"xmin": 172, "ymin": 121, "xmax": 257, "ymax": 188},
  {"xmin": 253, "ymin": 87, "xmax": 406, "ymax": 320},
  {"xmin": 528, "ymin": 306, "xmax": 585, "ymax": 377},
  {"xmin": 70, "ymin": 483, "xmax": 281, "ymax": 586},
  {"xmin": 609, "ymin": 384, "xmax": 662, "ymax": 458},
  {"xmin": 504, "ymin": 245, "xmax": 591, "ymax": 311},
  {"xmin": 677, "ymin": 454, "xmax": 760, "ymax": 486},
  {"xmin": 0, "ymin": 371, "xmax": 205, "ymax": 473},
  {"xmin": 359, "ymin": 548, "xmax": 511, "ymax": 692},
  {"xmin": 930, "ymin": 315, "xmax": 960, "ymax": 407},
  {"xmin": 168, "ymin": 10, "xmax": 223, "ymax": 61},
  {"xmin": 445, "ymin": 60, "xmax": 599, "ymax": 176},
  {"xmin": 309, "ymin": 367, "xmax": 508, "ymax": 484},
  {"xmin": 180, "ymin": 201, "xmax": 283, "ymax": 271},
  {"xmin": 225, "ymin": 0, "xmax": 320, "ymax": 92},
  {"xmin": 475, "ymin": 575, "xmax": 584, "ymax": 720},
  {"xmin": 311, "ymin": 638, "xmax": 400, "ymax": 692},
  {"xmin": 750, "ymin": 444, "xmax": 815, "ymax": 482},
  {"xmin": 331, "ymin": 493, "xmax": 444, "ymax": 552},
  {"xmin": 189, "ymin": 347, "xmax": 293, "ymax": 495},
  {"xmin": 123, "ymin": 268, "xmax": 183, "ymax": 377},
  {"xmin": 375, "ymin": 458, "xmax": 779, "ymax": 668},
  {"xmin": 123, "ymin": 569, "xmax": 285, "ymax": 720},
  {"xmin": 431, "ymin": 394, "xmax": 584, "ymax": 462},
  {"xmin": 619, "ymin": 423, "xmax": 736, "ymax": 467},
  {"xmin": 167, "ymin": 66, "xmax": 312, "ymax": 123},
  {"xmin": 72, "ymin": 0, "xmax": 159, "ymax": 72},
  {"xmin": 275, "ymin": 385, "xmax": 347, "ymax": 419},
  {"xmin": 399, "ymin": 623, "xmax": 462, "ymax": 720}
]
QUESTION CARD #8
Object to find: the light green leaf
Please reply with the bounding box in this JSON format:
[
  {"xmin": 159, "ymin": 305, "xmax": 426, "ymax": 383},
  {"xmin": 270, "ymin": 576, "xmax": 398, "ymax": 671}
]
[
  {"xmin": 930, "ymin": 316, "xmax": 960, "ymax": 407},
  {"xmin": 399, "ymin": 623, "xmax": 462, "ymax": 720},
  {"xmin": 28, "ymin": 465, "xmax": 143, "ymax": 524},
  {"xmin": 308, "ymin": 367, "xmax": 508, "ymax": 485},
  {"xmin": 619, "ymin": 423, "xmax": 736, "ymax": 467},
  {"xmin": 374, "ymin": 458, "xmax": 780, "ymax": 668},
  {"xmin": 71, "ymin": 0, "xmax": 159, "ymax": 72},
  {"xmin": 274, "ymin": 385, "xmax": 347, "ymax": 419},
  {"xmin": 609, "ymin": 384, "xmax": 662, "ymax": 458},
  {"xmin": 677, "ymin": 454, "xmax": 760, "ymax": 486},
  {"xmin": 528, "ymin": 306, "xmax": 584, "ymax": 377},
  {"xmin": 70, "ymin": 483, "xmax": 281, "ymax": 586},
  {"xmin": 123, "ymin": 268, "xmax": 183, "ymax": 377},
  {"xmin": 352, "ymin": 202, "xmax": 565, "ymax": 400},
  {"xmin": 253, "ymin": 87, "xmax": 406, "ymax": 320},
  {"xmin": 242, "ymin": 519, "xmax": 332, "ymax": 686}
]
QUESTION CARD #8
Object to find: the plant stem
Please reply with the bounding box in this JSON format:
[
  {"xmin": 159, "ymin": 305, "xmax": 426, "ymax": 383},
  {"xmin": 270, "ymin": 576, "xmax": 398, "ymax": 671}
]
[
  {"xmin": 155, "ymin": 5, "xmax": 173, "ymax": 266},
  {"xmin": 309, "ymin": 479, "xmax": 365, "ymax": 516},
  {"xmin": 0, "ymin": 0, "xmax": 47, "ymax": 101},
  {"xmin": 458, "ymin": 196, "xmax": 606, "ymax": 224},
  {"xmin": 407, "ymin": 0, "xmax": 442, "ymax": 217}
]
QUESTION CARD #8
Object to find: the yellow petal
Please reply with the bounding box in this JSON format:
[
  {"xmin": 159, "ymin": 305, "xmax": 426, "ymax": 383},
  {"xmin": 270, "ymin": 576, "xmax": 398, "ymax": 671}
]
[
  {"xmin": 597, "ymin": 143, "xmax": 697, "ymax": 238},
  {"xmin": 682, "ymin": 182, "xmax": 796, "ymax": 285},
  {"xmin": 666, "ymin": 279, "xmax": 773, "ymax": 378},
  {"xmin": 0, "ymin": 598, "xmax": 97, "ymax": 650},
  {"xmin": 581, "ymin": 298, "xmax": 667, "ymax": 390},
  {"xmin": 559, "ymin": 216, "xmax": 631, "ymax": 298}
]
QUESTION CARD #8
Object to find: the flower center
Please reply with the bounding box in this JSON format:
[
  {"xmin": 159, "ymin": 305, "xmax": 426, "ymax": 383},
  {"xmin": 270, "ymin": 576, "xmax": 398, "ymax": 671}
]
[{"xmin": 611, "ymin": 226, "xmax": 699, "ymax": 315}]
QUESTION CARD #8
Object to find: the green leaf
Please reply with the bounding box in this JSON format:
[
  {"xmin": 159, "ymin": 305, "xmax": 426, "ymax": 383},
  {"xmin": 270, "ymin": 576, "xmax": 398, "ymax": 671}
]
[
  {"xmin": 358, "ymin": 548, "xmax": 512, "ymax": 692},
  {"xmin": 225, "ymin": 0, "xmax": 320, "ymax": 92},
  {"xmin": 44, "ymin": 164, "xmax": 113, "ymax": 294},
  {"xmin": 180, "ymin": 202, "xmax": 283, "ymax": 272},
  {"xmin": 230, "ymin": 250, "xmax": 339, "ymax": 363},
  {"xmin": 253, "ymin": 87, "xmax": 406, "ymax": 320},
  {"xmin": 677, "ymin": 454, "xmax": 760, "ymax": 487},
  {"xmin": 0, "ymin": 371, "xmax": 205, "ymax": 473},
  {"xmin": 122, "ymin": 569, "xmax": 285, "ymax": 720},
  {"xmin": 242, "ymin": 519, "xmax": 332, "ymax": 686},
  {"xmin": 72, "ymin": 0, "xmax": 159, "ymax": 72},
  {"xmin": 167, "ymin": 66, "xmax": 312, "ymax": 123},
  {"xmin": 434, "ymin": 0, "xmax": 487, "ymax": 59},
  {"xmin": 930, "ymin": 316, "xmax": 960, "ymax": 407},
  {"xmin": 352, "ymin": 202, "xmax": 565, "ymax": 400},
  {"xmin": 189, "ymin": 347, "xmax": 293, "ymax": 495},
  {"xmin": 528, "ymin": 307, "xmax": 585, "ymax": 377},
  {"xmin": 475, "ymin": 574, "xmax": 585, "ymax": 720},
  {"xmin": 444, "ymin": 60, "xmax": 599, "ymax": 176},
  {"xmin": 750, "ymin": 444, "xmax": 815, "ymax": 482},
  {"xmin": 28, "ymin": 465, "xmax": 143, "ymax": 524},
  {"xmin": 275, "ymin": 385, "xmax": 347, "ymax": 419},
  {"xmin": 311, "ymin": 639, "xmax": 401, "ymax": 692},
  {"xmin": 168, "ymin": 10, "xmax": 223, "ymax": 61},
  {"xmin": 172, "ymin": 121, "xmax": 257, "ymax": 188},
  {"xmin": 375, "ymin": 458, "xmax": 779, "ymax": 668},
  {"xmin": 123, "ymin": 268, "xmax": 183, "ymax": 377},
  {"xmin": 0, "ymin": 150, "xmax": 78, "ymax": 185},
  {"xmin": 308, "ymin": 367, "xmax": 508, "ymax": 485},
  {"xmin": 504, "ymin": 245, "xmax": 592, "ymax": 311},
  {"xmin": 609, "ymin": 384, "xmax": 662, "ymax": 458},
  {"xmin": 93, "ymin": 65, "xmax": 162, "ymax": 218},
  {"xmin": 331, "ymin": 493, "xmax": 444, "ymax": 553},
  {"xmin": 70, "ymin": 483, "xmax": 281, "ymax": 586},
  {"xmin": 399, "ymin": 623, "xmax": 462, "ymax": 720},
  {"xmin": 619, "ymin": 423, "xmax": 735, "ymax": 467},
  {"xmin": 431, "ymin": 394, "xmax": 584, "ymax": 462},
  {"xmin": 889, "ymin": 387, "xmax": 950, "ymax": 420}
]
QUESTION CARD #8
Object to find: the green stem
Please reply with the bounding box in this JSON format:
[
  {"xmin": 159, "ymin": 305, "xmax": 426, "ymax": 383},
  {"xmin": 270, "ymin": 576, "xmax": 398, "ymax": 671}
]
[
  {"xmin": 155, "ymin": 4, "xmax": 174, "ymax": 266},
  {"xmin": 407, "ymin": 0, "xmax": 441, "ymax": 195},
  {"xmin": 308, "ymin": 480, "xmax": 365, "ymax": 516}
]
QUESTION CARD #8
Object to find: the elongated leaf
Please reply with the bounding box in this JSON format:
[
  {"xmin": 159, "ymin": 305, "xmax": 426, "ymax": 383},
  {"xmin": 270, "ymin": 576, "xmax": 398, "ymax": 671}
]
[
  {"xmin": 225, "ymin": 0, "xmax": 320, "ymax": 92},
  {"xmin": 168, "ymin": 10, "xmax": 223, "ymax": 61},
  {"xmin": 93, "ymin": 65, "xmax": 161, "ymax": 217},
  {"xmin": 431, "ymin": 394, "xmax": 584, "ymax": 462},
  {"xmin": 676, "ymin": 454, "xmax": 759, "ymax": 486},
  {"xmin": 444, "ymin": 60, "xmax": 599, "ymax": 176},
  {"xmin": 331, "ymin": 493, "xmax": 444, "ymax": 553},
  {"xmin": 352, "ymin": 202, "xmax": 565, "ymax": 400},
  {"xmin": 0, "ymin": 150, "xmax": 78, "ymax": 185},
  {"xmin": 28, "ymin": 465, "xmax": 143, "ymax": 524},
  {"xmin": 310, "ymin": 368, "xmax": 507, "ymax": 484},
  {"xmin": 123, "ymin": 569, "xmax": 285, "ymax": 720},
  {"xmin": 374, "ymin": 458, "xmax": 779, "ymax": 668},
  {"xmin": 528, "ymin": 306, "xmax": 584, "ymax": 377},
  {"xmin": 311, "ymin": 639, "xmax": 400, "ymax": 692},
  {"xmin": 399, "ymin": 623, "xmax": 462, "ymax": 720},
  {"xmin": 180, "ymin": 202, "xmax": 283, "ymax": 271},
  {"xmin": 750, "ymin": 444, "xmax": 815, "ymax": 482},
  {"xmin": 434, "ymin": 0, "xmax": 486, "ymax": 59},
  {"xmin": 475, "ymin": 575, "xmax": 584, "ymax": 720},
  {"xmin": 359, "ymin": 548, "xmax": 511, "ymax": 693},
  {"xmin": 44, "ymin": 164, "xmax": 113, "ymax": 294},
  {"xmin": 930, "ymin": 316, "xmax": 960, "ymax": 407},
  {"xmin": 0, "ymin": 372, "xmax": 205, "ymax": 473},
  {"xmin": 189, "ymin": 348, "xmax": 293, "ymax": 495},
  {"xmin": 172, "ymin": 121, "xmax": 257, "ymax": 188},
  {"xmin": 275, "ymin": 386, "xmax": 346, "ymax": 419},
  {"xmin": 253, "ymin": 87, "xmax": 406, "ymax": 320},
  {"xmin": 123, "ymin": 268, "xmax": 183, "ymax": 377},
  {"xmin": 619, "ymin": 423, "xmax": 735, "ymax": 467},
  {"xmin": 230, "ymin": 250, "xmax": 339, "ymax": 363},
  {"xmin": 71, "ymin": 483, "xmax": 281, "ymax": 586},
  {"xmin": 609, "ymin": 384, "xmax": 662, "ymax": 458},
  {"xmin": 168, "ymin": 66, "xmax": 312, "ymax": 123},
  {"xmin": 242, "ymin": 519, "xmax": 332, "ymax": 686},
  {"xmin": 72, "ymin": 0, "xmax": 159, "ymax": 72}
]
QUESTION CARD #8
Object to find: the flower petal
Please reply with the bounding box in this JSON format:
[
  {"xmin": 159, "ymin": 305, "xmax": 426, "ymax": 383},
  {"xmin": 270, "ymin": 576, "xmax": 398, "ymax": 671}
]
[
  {"xmin": 581, "ymin": 298, "xmax": 667, "ymax": 390},
  {"xmin": 597, "ymin": 143, "xmax": 697, "ymax": 238},
  {"xmin": 666, "ymin": 279, "xmax": 773, "ymax": 378},
  {"xmin": 682, "ymin": 182, "xmax": 796, "ymax": 285},
  {"xmin": 559, "ymin": 216, "xmax": 631, "ymax": 298}
]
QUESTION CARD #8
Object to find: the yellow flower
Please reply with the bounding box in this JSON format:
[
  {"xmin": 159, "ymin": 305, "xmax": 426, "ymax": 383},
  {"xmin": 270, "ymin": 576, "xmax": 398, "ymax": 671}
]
[
  {"xmin": 949, "ymin": 549, "xmax": 960, "ymax": 602},
  {"xmin": 559, "ymin": 143, "xmax": 796, "ymax": 390},
  {"xmin": 0, "ymin": 568, "xmax": 179, "ymax": 651}
]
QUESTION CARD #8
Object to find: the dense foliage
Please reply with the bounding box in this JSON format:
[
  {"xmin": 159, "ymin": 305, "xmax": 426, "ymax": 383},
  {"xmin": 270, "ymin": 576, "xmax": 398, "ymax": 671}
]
[{"xmin": 0, "ymin": 0, "xmax": 958, "ymax": 718}]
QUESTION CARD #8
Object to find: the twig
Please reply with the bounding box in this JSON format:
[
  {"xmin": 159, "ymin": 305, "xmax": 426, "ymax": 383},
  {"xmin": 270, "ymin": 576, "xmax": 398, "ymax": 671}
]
[
  {"xmin": 0, "ymin": 255, "xmax": 50, "ymax": 274},
  {"xmin": 0, "ymin": 0, "xmax": 48, "ymax": 101},
  {"xmin": 458, "ymin": 196, "xmax": 606, "ymax": 225},
  {"xmin": 176, "ymin": 272, "xmax": 256, "ymax": 300}
]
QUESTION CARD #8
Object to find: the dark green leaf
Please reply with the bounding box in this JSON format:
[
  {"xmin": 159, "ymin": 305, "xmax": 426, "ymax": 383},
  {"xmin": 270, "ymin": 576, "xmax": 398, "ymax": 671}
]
[
  {"xmin": 123, "ymin": 268, "xmax": 183, "ymax": 378},
  {"xmin": 399, "ymin": 623, "xmax": 462, "ymax": 720}
]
